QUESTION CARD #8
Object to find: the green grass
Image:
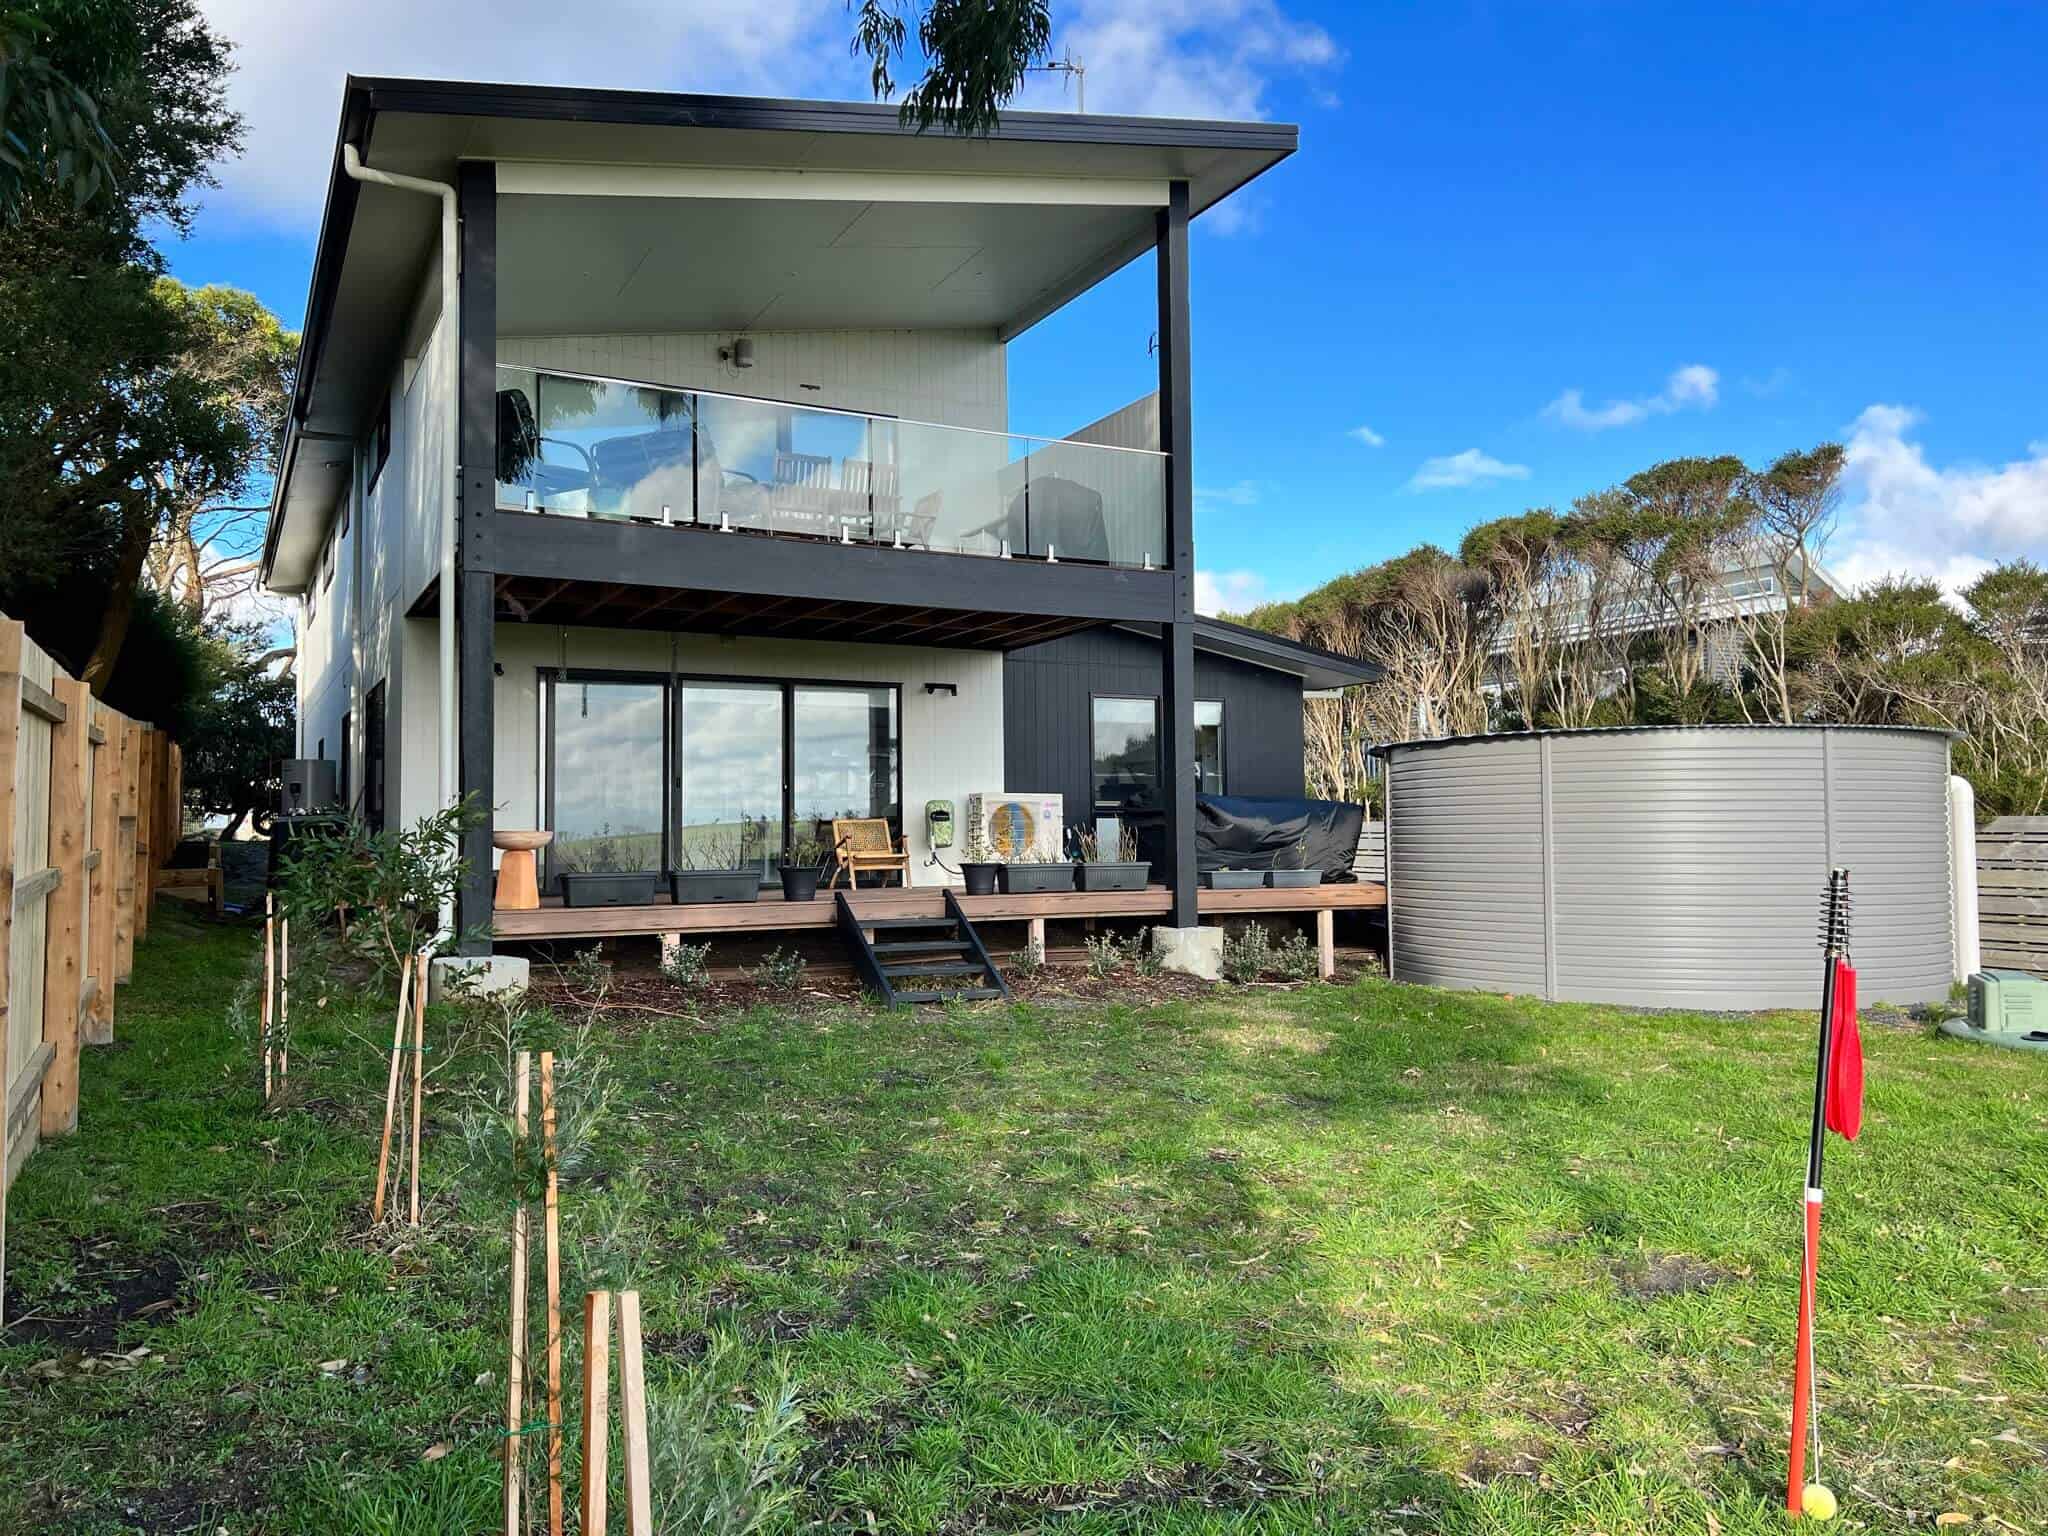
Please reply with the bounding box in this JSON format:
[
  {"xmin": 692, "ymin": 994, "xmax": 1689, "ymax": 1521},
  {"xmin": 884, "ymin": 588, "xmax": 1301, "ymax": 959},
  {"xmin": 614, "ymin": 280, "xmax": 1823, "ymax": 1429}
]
[{"xmin": 4, "ymin": 906, "xmax": 2046, "ymax": 1533}]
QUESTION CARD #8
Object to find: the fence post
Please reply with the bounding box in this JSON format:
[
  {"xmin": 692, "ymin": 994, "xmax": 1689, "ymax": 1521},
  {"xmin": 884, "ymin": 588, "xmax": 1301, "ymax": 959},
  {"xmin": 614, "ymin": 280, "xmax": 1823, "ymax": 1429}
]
[
  {"xmin": 114, "ymin": 720, "xmax": 137, "ymax": 982},
  {"xmin": 133, "ymin": 728, "xmax": 155, "ymax": 942},
  {"xmin": 84, "ymin": 704, "xmax": 118, "ymax": 1046},
  {"xmin": 0, "ymin": 617, "xmax": 23, "ymax": 1323},
  {"xmin": 39, "ymin": 675, "xmax": 89, "ymax": 1137}
]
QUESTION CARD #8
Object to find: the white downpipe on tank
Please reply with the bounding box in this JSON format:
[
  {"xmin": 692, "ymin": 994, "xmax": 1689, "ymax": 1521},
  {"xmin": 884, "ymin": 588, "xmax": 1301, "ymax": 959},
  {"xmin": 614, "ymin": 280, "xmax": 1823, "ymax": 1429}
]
[
  {"xmin": 340, "ymin": 144, "xmax": 459, "ymax": 943},
  {"xmin": 1951, "ymin": 774, "xmax": 1981, "ymax": 980}
]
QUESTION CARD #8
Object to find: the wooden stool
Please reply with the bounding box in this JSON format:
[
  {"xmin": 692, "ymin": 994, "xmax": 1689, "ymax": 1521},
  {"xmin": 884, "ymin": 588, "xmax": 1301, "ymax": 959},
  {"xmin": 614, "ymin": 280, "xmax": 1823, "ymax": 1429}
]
[{"xmin": 493, "ymin": 829, "xmax": 554, "ymax": 911}]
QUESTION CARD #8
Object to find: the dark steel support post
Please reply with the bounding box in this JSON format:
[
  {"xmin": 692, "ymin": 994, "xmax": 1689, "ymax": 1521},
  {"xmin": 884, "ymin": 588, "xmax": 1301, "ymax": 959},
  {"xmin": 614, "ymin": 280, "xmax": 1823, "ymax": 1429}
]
[
  {"xmin": 456, "ymin": 162, "xmax": 497, "ymax": 954},
  {"xmin": 1156, "ymin": 180, "xmax": 1198, "ymax": 927}
]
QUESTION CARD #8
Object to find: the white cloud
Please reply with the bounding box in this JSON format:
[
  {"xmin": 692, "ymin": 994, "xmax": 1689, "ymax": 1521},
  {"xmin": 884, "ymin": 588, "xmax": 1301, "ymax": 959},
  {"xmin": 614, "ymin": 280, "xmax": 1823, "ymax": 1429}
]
[
  {"xmin": 1832, "ymin": 404, "xmax": 2048, "ymax": 599},
  {"xmin": 1023, "ymin": 0, "xmax": 1342, "ymax": 124},
  {"xmin": 1405, "ymin": 449, "xmax": 1530, "ymax": 492},
  {"xmin": 1346, "ymin": 424, "xmax": 1385, "ymax": 448},
  {"xmin": 1542, "ymin": 363, "xmax": 1720, "ymax": 432},
  {"xmin": 1194, "ymin": 568, "xmax": 1282, "ymax": 615},
  {"xmin": 196, "ymin": 0, "xmax": 852, "ymax": 221},
  {"xmin": 1195, "ymin": 479, "xmax": 1261, "ymax": 506}
]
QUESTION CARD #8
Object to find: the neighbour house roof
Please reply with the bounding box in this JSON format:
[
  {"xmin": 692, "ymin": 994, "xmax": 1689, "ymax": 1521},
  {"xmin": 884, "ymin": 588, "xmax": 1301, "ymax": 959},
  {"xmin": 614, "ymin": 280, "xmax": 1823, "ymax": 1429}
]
[{"xmin": 262, "ymin": 76, "xmax": 1298, "ymax": 592}]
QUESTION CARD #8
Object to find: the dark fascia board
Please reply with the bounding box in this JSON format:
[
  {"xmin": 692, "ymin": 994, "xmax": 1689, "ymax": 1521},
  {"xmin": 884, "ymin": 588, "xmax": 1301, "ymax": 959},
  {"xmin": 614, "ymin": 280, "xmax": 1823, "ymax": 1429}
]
[
  {"xmin": 1110, "ymin": 618, "xmax": 1380, "ymax": 688},
  {"xmin": 264, "ymin": 74, "xmax": 1297, "ymax": 586},
  {"xmin": 494, "ymin": 512, "xmax": 1179, "ymax": 625}
]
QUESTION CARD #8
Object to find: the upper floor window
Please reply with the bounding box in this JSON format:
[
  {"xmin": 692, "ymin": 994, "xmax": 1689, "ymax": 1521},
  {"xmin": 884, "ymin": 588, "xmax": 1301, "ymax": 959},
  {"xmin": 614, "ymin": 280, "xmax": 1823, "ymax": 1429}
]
[{"xmin": 366, "ymin": 399, "xmax": 391, "ymax": 491}]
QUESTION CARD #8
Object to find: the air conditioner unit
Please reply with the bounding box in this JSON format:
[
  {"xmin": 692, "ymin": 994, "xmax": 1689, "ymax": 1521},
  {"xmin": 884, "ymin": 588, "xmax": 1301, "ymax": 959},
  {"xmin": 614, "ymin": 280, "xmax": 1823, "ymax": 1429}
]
[{"xmin": 963, "ymin": 792, "xmax": 1063, "ymax": 863}]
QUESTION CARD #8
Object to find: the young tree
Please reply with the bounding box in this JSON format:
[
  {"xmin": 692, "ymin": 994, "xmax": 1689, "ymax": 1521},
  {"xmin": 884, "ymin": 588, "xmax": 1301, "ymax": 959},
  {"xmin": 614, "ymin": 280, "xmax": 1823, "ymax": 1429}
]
[
  {"xmin": 850, "ymin": 0, "xmax": 1053, "ymax": 133},
  {"xmin": 1753, "ymin": 443, "xmax": 1845, "ymax": 608},
  {"xmin": 1461, "ymin": 509, "xmax": 1564, "ymax": 728}
]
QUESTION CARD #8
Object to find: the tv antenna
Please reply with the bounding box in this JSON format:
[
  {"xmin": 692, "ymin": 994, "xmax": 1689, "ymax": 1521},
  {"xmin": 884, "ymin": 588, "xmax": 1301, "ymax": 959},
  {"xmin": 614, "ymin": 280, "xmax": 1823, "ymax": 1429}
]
[{"xmin": 1030, "ymin": 50, "xmax": 1086, "ymax": 113}]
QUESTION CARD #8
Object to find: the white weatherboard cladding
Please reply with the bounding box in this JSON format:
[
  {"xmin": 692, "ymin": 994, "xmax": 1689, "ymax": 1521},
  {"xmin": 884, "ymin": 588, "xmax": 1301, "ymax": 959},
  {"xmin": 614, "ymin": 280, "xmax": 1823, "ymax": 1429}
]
[
  {"xmin": 490, "ymin": 624, "xmax": 1004, "ymax": 888},
  {"xmin": 497, "ymin": 330, "xmax": 1007, "ymax": 435},
  {"xmin": 1385, "ymin": 727, "xmax": 1955, "ymax": 1008}
]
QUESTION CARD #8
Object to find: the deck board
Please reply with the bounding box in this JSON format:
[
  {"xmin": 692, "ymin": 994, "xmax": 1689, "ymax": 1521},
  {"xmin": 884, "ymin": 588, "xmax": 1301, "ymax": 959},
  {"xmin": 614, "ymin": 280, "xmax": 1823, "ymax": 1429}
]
[{"xmin": 493, "ymin": 882, "xmax": 1386, "ymax": 941}]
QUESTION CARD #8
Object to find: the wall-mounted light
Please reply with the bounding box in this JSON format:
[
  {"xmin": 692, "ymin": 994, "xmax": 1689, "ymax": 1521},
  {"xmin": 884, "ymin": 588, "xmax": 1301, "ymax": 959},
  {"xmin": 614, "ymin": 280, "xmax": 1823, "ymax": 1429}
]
[{"xmin": 924, "ymin": 682, "xmax": 958, "ymax": 697}]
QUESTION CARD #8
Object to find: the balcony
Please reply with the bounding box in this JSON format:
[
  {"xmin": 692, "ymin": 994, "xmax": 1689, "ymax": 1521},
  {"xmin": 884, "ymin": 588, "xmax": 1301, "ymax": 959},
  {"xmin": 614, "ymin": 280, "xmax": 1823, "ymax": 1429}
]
[{"xmin": 495, "ymin": 366, "xmax": 1168, "ymax": 571}]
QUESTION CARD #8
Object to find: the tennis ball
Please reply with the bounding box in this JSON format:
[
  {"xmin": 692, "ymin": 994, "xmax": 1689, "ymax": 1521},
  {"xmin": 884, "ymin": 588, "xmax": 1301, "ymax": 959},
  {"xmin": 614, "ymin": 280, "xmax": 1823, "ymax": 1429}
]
[{"xmin": 1802, "ymin": 1483, "xmax": 1838, "ymax": 1521}]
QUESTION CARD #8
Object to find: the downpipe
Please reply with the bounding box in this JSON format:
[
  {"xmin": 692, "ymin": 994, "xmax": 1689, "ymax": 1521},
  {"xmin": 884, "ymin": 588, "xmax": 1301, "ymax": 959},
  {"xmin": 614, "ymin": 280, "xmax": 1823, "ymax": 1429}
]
[{"xmin": 340, "ymin": 144, "xmax": 460, "ymax": 946}]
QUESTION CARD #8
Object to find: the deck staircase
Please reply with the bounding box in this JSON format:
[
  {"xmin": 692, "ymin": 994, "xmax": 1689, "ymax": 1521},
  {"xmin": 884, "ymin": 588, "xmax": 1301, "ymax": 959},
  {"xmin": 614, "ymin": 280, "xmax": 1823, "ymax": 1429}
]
[{"xmin": 835, "ymin": 889, "xmax": 1010, "ymax": 1006}]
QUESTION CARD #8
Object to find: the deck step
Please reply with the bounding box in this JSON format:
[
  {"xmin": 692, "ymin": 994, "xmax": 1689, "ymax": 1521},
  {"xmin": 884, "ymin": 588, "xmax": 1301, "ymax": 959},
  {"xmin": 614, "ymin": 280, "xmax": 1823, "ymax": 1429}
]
[{"xmin": 836, "ymin": 889, "xmax": 1011, "ymax": 1008}]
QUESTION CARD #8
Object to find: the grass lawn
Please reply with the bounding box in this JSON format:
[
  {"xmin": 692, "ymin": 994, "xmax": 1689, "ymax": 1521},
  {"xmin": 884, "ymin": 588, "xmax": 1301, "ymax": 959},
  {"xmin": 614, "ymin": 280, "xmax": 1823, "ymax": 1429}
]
[{"xmin": 3, "ymin": 905, "xmax": 2046, "ymax": 1534}]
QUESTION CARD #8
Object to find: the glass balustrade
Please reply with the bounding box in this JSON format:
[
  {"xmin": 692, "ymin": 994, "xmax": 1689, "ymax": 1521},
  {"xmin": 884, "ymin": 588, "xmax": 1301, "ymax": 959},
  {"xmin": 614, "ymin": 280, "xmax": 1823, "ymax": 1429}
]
[{"xmin": 495, "ymin": 365, "xmax": 1167, "ymax": 569}]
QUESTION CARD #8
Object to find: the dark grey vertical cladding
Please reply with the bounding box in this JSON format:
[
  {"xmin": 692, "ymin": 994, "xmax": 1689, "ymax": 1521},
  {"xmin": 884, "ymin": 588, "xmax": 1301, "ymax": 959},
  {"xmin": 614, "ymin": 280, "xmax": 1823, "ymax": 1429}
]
[
  {"xmin": 1002, "ymin": 628, "xmax": 1307, "ymax": 844},
  {"xmin": 1157, "ymin": 179, "xmax": 1197, "ymax": 924},
  {"xmin": 456, "ymin": 162, "xmax": 497, "ymax": 952}
]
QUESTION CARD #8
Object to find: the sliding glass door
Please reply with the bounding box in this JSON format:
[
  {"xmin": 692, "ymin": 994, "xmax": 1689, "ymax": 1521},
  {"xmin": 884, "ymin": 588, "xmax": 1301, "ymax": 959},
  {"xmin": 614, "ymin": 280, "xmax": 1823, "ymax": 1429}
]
[
  {"xmin": 546, "ymin": 670, "xmax": 903, "ymax": 889},
  {"xmin": 675, "ymin": 682, "xmax": 785, "ymax": 881},
  {"xmin": 791, "ymin": 686, "xmax": 899, "ymax": 850},
  {"xmin": 549, "ymin": 677, "xmax": 667, "ymax": 875}
]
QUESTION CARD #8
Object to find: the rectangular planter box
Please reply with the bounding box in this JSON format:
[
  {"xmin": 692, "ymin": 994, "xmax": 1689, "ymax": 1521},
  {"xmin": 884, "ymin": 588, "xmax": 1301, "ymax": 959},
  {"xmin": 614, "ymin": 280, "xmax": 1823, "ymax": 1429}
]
[
  {"xmin": 1204, "ymin": 870, "xmax": 1264, "ymax": 890},
  {"xmin": 998, "ymin": 863, "xmax": 1077, "ymax": 894},
  {"xmin": 668, "ymin": 869, "xmax": 762, "ymax": 905},
  {"xmin": 1265, "ymin": 869, "xmax": 1322, "ymax": 889},
  {"xmin": 560, "ymin": 872, "xmax": 660, "ymax": 907},
  {"xmin": 1076, "ymin": 861, "xmax": 1151, "ymax": 892}
]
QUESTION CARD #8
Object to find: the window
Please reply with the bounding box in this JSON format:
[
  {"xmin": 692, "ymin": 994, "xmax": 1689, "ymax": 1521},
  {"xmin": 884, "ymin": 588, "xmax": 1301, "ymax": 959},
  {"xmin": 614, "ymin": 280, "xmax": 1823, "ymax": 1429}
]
[
  {"xmin": 363, "ymin": 682, "xmax": 387, "ymax": 834},
  {"xmin": 367, "ymin": 399, "xmax": 391, "ymax": 490},
  {"xmin": 321, "ymin": 527, "xmax": 336, "ymax": 591},
  {"xmin": 1196, "ymin": 700, "xmax": 1224, "ymax": 794},
  {"xmin": 340, "ymin": 712, "xmax": 352, "ymax": 813},
  {"xmin": 545, "ymin": 671, "xmax": 903, "ymax": 887},
  {"xmin": 1092, "ymin": 696, "xmax": 1160, "ymax": 811}
]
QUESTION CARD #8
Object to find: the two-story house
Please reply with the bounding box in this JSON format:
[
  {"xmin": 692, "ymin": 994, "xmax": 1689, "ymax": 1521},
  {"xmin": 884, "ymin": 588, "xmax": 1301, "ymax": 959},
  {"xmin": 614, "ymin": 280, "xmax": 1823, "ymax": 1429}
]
[{"xmin": 260, "ymin": 77, "xmax": 1378, "ymax": 993}]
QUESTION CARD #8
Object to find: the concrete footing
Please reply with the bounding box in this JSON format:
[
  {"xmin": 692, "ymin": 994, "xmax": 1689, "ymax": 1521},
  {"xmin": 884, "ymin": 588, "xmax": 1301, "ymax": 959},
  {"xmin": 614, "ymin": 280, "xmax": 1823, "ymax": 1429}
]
[
  {"xmin": 429, "ymin": 953, "xmax": 531, "ymax": 1003},
  {"xmin": 1151, "ymin": 925, "xmax": 1223, "ymax": 981}
]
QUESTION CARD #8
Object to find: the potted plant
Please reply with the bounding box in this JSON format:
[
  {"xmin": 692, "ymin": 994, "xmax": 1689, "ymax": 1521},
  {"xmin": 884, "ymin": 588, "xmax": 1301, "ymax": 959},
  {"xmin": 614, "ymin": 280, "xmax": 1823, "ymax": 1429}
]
[
  {"xmin": 779, "ymin": 836, "xmax": 829, "ymax": 903},
  {"xmin": 558, "ymin": 828, "xmax": 661, "ymax": 906},
  {"xmin": 1204, "ymin": 867, "xmax": 1264, "ymax": 890},
  {"xmin": 668, "ymin": 832, "xmax": 762, "ymax": 905},
  {"xmin": 1071, "ymin": 822, "xmax": 1150, "ymax": 892},
  {"xmin": 997, "ymin": 845, "xmax": 1076, "ymax": 895},
  {"xmin": 960, "ymin": 823, "xmax": 1001, "ymax": 896},
  {"xmin": 1266, "ymin": 836, "xmax": 1321, "ymax": 889}
]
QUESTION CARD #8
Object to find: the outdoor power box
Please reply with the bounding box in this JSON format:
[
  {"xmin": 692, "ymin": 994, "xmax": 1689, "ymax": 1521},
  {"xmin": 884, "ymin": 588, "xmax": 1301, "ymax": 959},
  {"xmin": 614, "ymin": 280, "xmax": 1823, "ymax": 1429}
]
[
  {"xmin": 1966, "ymin": 969, "xmax": 2048, "ymax": 1037},
  {"xmin": 277, "ymin": 758, "xmax": 337, "ymax": 815}
]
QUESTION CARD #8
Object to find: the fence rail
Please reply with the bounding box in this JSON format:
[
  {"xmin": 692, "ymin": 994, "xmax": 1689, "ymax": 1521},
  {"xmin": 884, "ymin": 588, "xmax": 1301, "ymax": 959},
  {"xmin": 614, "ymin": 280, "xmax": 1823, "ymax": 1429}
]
[
  {"xmin": 1977, "ymin": 815, "xmax": 2048, "ymax": 974},
  {"xmin": 2, "ymin": 613, "xmax": 178, "ymax": 1320}
]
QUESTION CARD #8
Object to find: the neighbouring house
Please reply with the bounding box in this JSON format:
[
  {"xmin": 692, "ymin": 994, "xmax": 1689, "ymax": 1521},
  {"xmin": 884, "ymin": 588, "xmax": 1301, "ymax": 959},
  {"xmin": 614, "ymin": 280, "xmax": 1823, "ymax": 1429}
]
[{"xmin": 260, "ymin": 77, "xmax": 1377, "ymax": 980}]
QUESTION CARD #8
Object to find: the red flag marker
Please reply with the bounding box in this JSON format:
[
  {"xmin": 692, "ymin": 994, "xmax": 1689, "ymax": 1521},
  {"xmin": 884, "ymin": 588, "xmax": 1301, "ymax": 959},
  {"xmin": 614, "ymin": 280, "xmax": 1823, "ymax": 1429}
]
[{"xmin": 1789, "ymin": 870, "xmax": 1856, "ymax": 1520}]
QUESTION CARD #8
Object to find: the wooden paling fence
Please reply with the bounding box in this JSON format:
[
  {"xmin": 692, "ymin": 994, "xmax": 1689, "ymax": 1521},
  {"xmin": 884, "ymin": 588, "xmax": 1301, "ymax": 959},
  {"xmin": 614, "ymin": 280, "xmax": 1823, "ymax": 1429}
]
[
  {"xmin": 1976, "ymin": 816, "xmax": 2048, "ymax": 974},
  {"xmin": 1, "ymin": 613, "xmax": 180, "ymax": 1320}
]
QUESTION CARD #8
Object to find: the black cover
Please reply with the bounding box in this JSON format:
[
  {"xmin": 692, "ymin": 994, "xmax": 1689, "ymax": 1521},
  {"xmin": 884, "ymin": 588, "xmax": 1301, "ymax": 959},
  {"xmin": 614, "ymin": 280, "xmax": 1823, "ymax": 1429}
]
[{"xmin": 1194, "ymin": 795, "xmax": 1364, "ymax": 881}]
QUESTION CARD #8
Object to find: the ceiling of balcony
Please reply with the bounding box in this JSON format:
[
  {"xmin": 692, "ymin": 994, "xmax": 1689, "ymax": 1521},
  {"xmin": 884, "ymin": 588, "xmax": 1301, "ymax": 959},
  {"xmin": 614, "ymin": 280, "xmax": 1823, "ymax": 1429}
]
[{"xmin": 495, "ymin": 193, "xmax": 1151, "ymax": 338}]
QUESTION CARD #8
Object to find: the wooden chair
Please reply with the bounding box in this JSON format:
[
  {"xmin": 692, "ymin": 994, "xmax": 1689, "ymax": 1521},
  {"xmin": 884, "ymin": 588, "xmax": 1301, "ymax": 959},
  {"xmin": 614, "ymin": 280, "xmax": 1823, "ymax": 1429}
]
[{"xmin": 829, "ymin": 817, "xmax": 910, "ymax": 889}]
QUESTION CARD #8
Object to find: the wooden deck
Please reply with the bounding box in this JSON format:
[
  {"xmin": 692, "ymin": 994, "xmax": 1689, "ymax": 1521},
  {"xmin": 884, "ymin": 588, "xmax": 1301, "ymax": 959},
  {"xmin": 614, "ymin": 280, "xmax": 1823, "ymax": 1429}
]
[{"xmin": 493, "ymin": 881, "xmax": 1386, "ymax": 941}]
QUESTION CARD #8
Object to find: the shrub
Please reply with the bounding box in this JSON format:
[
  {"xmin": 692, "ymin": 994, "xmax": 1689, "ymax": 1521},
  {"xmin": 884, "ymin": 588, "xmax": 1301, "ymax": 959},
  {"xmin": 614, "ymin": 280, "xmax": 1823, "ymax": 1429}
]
[
  {"xmin": 660, "ymin": 941, "xmax": 712, "ymax": 989},
  {"xmin": 1274, "ymin": 931, "xmax": 1321, "ymax": 982},
  {"xmin": 748, "ymin": 946, "xmax": 807, "ymax": 993},
  {"xmin": 1084, "ymin": 932, "xmax": 1125, "ymax": 978},
  {"xmin": 1221, "ymin": 922, "xmax": 1272, "ymax": 984},
  {"xmin": 1133, "ymin": 932, "xmax": 1163, "ymax": 978},
  {"xmin": 1009, "ymin": 941, "xmax": 1044, "ymax": 978}
]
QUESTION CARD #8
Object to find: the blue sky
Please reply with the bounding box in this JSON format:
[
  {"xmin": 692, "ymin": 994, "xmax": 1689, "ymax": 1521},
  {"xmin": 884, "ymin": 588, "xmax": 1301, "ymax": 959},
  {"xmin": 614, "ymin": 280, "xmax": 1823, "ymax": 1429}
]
[{"xmin": 175, "ymin": 1, "xmax": 2048, "ymax": 615}]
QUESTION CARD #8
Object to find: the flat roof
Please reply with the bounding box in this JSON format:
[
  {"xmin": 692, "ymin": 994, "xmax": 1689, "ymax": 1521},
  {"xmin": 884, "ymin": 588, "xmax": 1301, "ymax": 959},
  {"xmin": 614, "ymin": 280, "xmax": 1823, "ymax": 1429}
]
[{"xmin": 264, "ymin": 76, "xmax": 1297, "ymax": 590}]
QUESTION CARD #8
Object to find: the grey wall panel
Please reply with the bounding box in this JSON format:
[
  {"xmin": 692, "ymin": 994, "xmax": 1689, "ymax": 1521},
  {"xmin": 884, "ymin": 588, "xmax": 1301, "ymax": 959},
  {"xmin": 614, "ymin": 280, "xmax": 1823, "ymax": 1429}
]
[
  {"xmin": 1383, "ymin": 726, "xmax": 1954, "ymax": 1009},
  {"xmin": 1549, "ymin": 730, "xmax": 1828, "ymax": 1008},
  {"xmin": 1387, "ymin": 737, "xmax": 1547, "ymax": 994},
  {"xmin": 1830, "ymin": 731, "xmax": 1954, "ymax": 1004}
]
